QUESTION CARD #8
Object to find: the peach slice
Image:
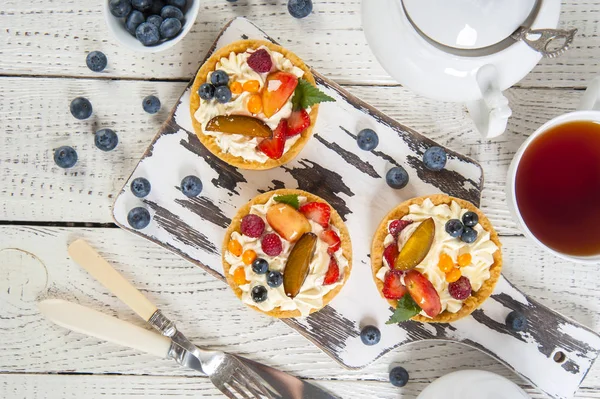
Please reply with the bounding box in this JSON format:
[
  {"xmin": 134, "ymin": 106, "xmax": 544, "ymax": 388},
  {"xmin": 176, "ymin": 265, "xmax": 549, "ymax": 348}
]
[
  {"xmin": 266, "ymin": 203, "xmax": 311, "ymax": 242},
  {"xmin": 394, "ymin": 217, "xmax": 435, "ymax": 271},
  {"xmin": 205, "ymin": 115, "xmax": 272, "ymax": 138},
  {"xmin": 284, "ymin": 232, "xmax": 317, "ymax": 298},
  {"xmin": 262, "ymin": 72, "xmax": 298, "ymax": 118}
]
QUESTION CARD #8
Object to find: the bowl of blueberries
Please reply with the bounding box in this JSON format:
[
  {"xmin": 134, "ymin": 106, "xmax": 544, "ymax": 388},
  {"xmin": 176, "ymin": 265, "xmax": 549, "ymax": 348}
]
[{"xmin": 105, "ymin": 0, "xmax": 199, "ymax": 52}]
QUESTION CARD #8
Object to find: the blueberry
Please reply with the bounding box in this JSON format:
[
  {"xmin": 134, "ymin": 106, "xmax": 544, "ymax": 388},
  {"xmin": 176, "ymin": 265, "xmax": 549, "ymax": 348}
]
[
  {"xmin": 389, "ymin": 366, "xmax": 409, "ymax": 387},
  {"xmin": 445, "ymin": 219, "xmax": 464, "ymax": 238},
  {"xmin": 131, "ymin": 177, "xmax": 151, "ymax": 198},
  {"xmin": 357, "ymin": 128, "xmax": 379, "ymax": 151},
  {"xmin": 86, "ymin": 51, "xmax": 107, "ymax": 72},
  {"xmin": 198, "ymin": 83, "xmax": 215, "ymax": 100},
  {"xmin": 226, "ymin": 0, "xmax": 238, "ymax": 2},
  {"xmin": 142, "ymin": 95, "xmax": 161, "ymax": 114},
  {"xmin": 386, "ymin": 166, "xmax": 409, "ymax": 189},
  {"xmin": 161, "ymin": 5, "xmax": 184, "ymax": 21},
  {"xmin": 360, "ymin": 325, "xmax": 381, "ymax": 346},
  {"xmin": 423, "ymin": 146, "xmax": 447, "ymax": 171},
  {"xmin": 132, "ymin": 0, "xmax": 152, "ymax": 11},
  {"xmin": 70, "ymin": 97, "xmax": 93, "ymax": 120},
  {"xmin": 109, "ymin": 0, "xmax": 132, "ymax": 17},
  {"xmin": 95, "ymin": 128, "xmax": 119, "ymax": 151},
  {"xmin": 210, "ymin": 70, "xmax": 229, "ymax": 86},
  {"xmin": 180, "ymin": 175, "xmax": 203, "ymax": 197},
  {"xmin": 53, "ymin": 146, "xmax": 78, "ymax": 169},
  {"xmin": 251, "ymin": 285, "xmax": 268, "ymax": 303},
  {"xmin": 126, "ymin": 10, "xmax": 145, "ymax": 35},
  {"xmin": 288, "ymin": 0, "xmax": 313, "ymax": 18},
  {"xmin": 136, "ymin": 22, "xmax": 160, "ymax": 46},
  {"xmin": 159, "ymin": 17, "xmax": 182, "ymax": 39},
  {"xmin": 167, "ymin": 0, "xmax": 186, "ymax": 9},
  {"xmin": 127, "ymin": 207, "xmax": 151, "ymax": 230},
  {"xmin": 506, "ymin": 311, "xmax": 527, "ymax": 332},
  {"xmin": 252, "ymin": 258, "xmax": 269, "ymax": 275},
  {"xmin": 146, "ymin": 14, "xmax": 163, "ymax": 29},
  {"xmin": 461, "ymin": 226, "xmax": 478, "ymax": 243},
  {"xmin": 215, "ymin": 85, "xmax": 232, "ymax": 103},
  {"xmin": 267, "ymin": 271, "xmax": 283, "ymax": 288},
  {"xmin": 462, "ymin": 211, "xmax": 479, "ymax": 227},
  {"xmin": 150, "ymin": 0, "xmax": 166, "ymax": 14}
]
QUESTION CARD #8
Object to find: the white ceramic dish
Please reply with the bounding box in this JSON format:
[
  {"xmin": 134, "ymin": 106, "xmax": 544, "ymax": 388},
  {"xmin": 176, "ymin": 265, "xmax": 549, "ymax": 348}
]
[
  {"xmin": 417, "ymin": 370, "xmax": 530, "ymax": 399},
  {"xmin": 103, "ymin": 1, "xmax": 200, "ymax": 53}
]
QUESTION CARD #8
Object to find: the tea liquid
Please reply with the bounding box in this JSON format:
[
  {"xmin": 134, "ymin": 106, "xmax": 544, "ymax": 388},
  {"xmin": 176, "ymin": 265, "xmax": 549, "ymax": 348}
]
[{"xmin": 515, "ymin": 120, "xmax": 600, "ymax": 256}]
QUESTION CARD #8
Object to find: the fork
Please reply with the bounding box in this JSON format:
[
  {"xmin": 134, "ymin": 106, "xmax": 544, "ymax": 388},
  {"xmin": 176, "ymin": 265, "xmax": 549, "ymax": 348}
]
[{"xmin": 68, "ymin": 239, "xmax": 273, "ymax": 399}]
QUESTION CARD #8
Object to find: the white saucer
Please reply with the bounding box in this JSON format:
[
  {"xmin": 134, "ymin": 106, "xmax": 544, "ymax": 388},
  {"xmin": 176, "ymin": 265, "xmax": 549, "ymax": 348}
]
[{"xmin": 417, "ymin": 370, "xmax": 530, "ymax": 399}]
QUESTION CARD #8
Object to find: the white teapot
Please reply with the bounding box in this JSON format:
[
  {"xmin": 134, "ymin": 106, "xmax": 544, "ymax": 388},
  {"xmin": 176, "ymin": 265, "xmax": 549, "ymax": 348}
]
[{"xmin": 362, "ymin": 0, "xmax": 576, "ymax": 139}]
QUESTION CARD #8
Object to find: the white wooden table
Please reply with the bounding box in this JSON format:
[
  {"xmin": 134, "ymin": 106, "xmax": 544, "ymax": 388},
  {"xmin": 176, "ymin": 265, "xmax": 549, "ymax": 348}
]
[{"xmin": 0, "ymin": 1, "xmax": 599, "ymax": 398}]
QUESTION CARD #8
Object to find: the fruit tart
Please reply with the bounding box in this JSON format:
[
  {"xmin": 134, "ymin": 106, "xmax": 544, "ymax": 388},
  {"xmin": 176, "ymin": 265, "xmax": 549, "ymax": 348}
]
[
  {"xmin": 190, "ymin": 40, "xmax": 333, "ymax": 170},
  {"xmin": 222, "ymin": 189, "xmax": 352, "ymax": 318},
  {"xmin": 371, "ymin": 195, "xmax": 502, "ymax": 323}
]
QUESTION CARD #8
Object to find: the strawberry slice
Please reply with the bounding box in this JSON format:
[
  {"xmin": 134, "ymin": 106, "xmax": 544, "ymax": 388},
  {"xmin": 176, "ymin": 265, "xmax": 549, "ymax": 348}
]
[
  {"xmin": 262, "ymin": 72, "xmax": 298, "ymax": 118},
  {"xmin": 404, "ymin": 270, "xmax": 441, "ymax": 318},
  {"xmin": 286, "ymin": 109, "xmax": 310, "ymax": 137},
  {"xmin": 323, "ymin": 256, "xmax": 340, "ymax": 285},
  {"xmin": 383, "ymin": 269, "xmax": 406, "ymax": 300},
  {"xmin": 383, "ymin": 243, "xmax": 399, "ymax": 268},
  {"xmin": 257, "ymin": 119, "xmax": 286, "ymax": 160},
  {"xmin": 299, "ymin": 202, "xmax": 331, "ymax": 228},
  {"xmin": 320, "ymin": 229, "xmax": 341, "ymax": 255}
]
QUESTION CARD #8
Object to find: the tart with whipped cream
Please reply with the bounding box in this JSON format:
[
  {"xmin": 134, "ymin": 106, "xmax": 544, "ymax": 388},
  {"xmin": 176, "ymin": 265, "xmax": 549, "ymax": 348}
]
[
  {"xmin": 371, "ymin": 195, "xmax": 502, "ymax": 323},
  {"xmin": 222, "ymin": 189, "xmax": 352, "ymax": 318},
  {"xmin": 190, "ymin": 40, "xmax": 333, "ymax": 170}
]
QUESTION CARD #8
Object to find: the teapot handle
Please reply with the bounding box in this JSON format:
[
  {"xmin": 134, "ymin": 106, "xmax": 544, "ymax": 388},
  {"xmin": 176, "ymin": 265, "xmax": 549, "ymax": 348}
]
[
  {"xmin": 466, "ymin": 64, "xmax": 513, "ymax": 139},
  {"xmin": 578, "ymin": 77, "xmax": 600, "ymax": 111}
]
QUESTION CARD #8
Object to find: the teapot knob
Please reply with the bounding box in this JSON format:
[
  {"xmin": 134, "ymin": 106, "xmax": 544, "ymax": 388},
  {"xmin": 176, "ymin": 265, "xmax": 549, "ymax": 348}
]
[{"xmin": 511, "ymin": 27, "xmax": 577, "ymax": 59}]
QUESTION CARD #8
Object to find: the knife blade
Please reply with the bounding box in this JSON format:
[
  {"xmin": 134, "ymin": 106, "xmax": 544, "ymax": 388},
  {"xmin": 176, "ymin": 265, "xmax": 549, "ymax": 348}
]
[{"xmin": 39, "ymin": 299, "xmax": 339, "ymax": 399}]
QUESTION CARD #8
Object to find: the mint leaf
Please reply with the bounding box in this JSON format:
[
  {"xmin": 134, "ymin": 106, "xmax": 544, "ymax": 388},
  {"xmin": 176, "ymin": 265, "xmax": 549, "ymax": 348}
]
[
  {"xmin": 386, "ymin": 295, "xmax": 421, "ymax": 324},
  {"xmin": 274, "ymin": 194, "xmax": 300, "ymax": 209},
  {"xmin": 292, "ymin": 79, "xmax": 335, "ymax": 111}
]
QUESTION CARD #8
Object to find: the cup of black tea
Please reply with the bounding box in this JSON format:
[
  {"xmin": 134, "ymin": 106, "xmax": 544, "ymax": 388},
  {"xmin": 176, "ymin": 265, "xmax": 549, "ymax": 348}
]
[{"xmin": 507, "ymin": 78, "xmax": 600, "ymax": 263}]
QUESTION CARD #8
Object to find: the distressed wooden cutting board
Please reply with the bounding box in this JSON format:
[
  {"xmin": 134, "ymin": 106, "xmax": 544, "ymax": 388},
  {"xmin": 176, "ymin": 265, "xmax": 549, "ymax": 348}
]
[{"xmin": 113, "ymin": 18, "xmax": 600, "ymax": 399}]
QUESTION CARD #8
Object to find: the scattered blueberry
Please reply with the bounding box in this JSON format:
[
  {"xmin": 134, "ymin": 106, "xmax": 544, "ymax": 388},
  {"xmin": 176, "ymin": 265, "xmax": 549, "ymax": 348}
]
[
  {"xmin": 150, "ymin": 0, "xmax": 166, "ymax": 14},
  {"xmin": 357, "ymin": 128, "xmax": 379, "ymax": 151},
  {"xmin": 167, "ymin": 0, "xmax": 187, "ymax": 9},
  {"xmin": 506, "ymin": 311, "xmax": 527, "ymax": 332},
  {"xmin": 389, "ymin": 366, "xmax": 409, "ymax": 387},
  {"xmin": 86, "ymin": 51, "xmax": 107, "ymax": 72},
  {"xmin": 95, "ymin": 128, "xmax": 119, "ymax": 151},
  {"xmin": 127, "ymin": 207, "xmax": 151, "ymax": 230},
  {"xmin": 461, "ymin": 226, "xmax": 478, "ymax": 243},
  {"xmin": 161, "ymin": 5, "xmax": 184, "ymax": 21},
  {"xmin": 360, "ymin": 325, "xmax": 381, "ymax": 346},
  {"xmin": 136, "ymin": 22, "xmax": 161, "ymax": 46},
  {"xmin": 226, "ymin": 0, "xmax": 238, "ymax": 2},
  {"xmin": 251, "ymin": 285, "xmax": 268, "ymax": 303},
  {"xmin": 142, "ymin": 95, "xmax": 161, "ymax": 114},
  {"xmin": 109, "ymin": 0, "xmax": 132, "ymax": 17},
  {"xmin": 180, "ymin": 175, "xmax": 203, "ymax": 197},
  {"xmin": 386, "ymin": 166, "xmax": 409, "ymax": 189},
  {"xmin": 53, "ymin": 146, "xmax": 78, "ymax": 169},
  {"xmin": 159, "ymin": 17, "xmax": 182, "ymax": 39},
  {"xmin": 211, "ymin": 70, "xmax": 229, "ymax": 86},
  {"xmin": 70, "ymin": 97, "xmax": 93, "ymax": 120},
  {"xmin": 445, "ymin": 219, "xmax": 464, "ymax": 238},
  {"xmin": 215, "ymin": 85, "xmax": 232, "ymax": 103},
  {"xmin": 198, "ymin": 83, "xmax": 215, "ymax": 100},
  {"xmin": 132, "ymin": 0, "xmax": 152, "ymax": 11},
  {"xmin": 423, "ymin": 146, "xmax": 447, "ymax": 171},
  {"xmin": 126, "ymin": 10, "xmax": 145, "ymax": 35},
  {"xmin": 252, "ymin": 258, "xmax": 269, "ymax": 275},
  {"xmin": 462, "ymin": 211, "xmax": 479, "ymax": 227},
  {"xmin": 288, "ymin": 0, "xmax": 313, "ymax": 18},
  {"xmin": 146, "ymin": 14, "xmax": 163, "ymax": 29},
  {"xmin": 131, "ymin": 177, "xmax": 151, "ymax": 198},
  {"xmin": 267, "ymin": 271, "xmax": 283, "ymax": 288}
]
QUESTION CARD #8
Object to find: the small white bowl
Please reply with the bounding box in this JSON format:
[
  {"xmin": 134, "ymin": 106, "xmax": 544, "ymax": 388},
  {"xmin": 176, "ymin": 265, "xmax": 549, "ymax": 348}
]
[{"xmin": 103, "ymin": 1, "xmax": 200, "ymax": 53}]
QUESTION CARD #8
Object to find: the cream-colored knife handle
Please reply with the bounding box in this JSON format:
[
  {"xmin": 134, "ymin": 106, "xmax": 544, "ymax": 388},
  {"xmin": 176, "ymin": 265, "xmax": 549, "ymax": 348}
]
[
  {"xmin": 39, "ymin": 299, "xmax": 171, "ymax": 358},
  {"xmin": 68, "ymin": 239, "xmax": 157, "ymax": 321}
]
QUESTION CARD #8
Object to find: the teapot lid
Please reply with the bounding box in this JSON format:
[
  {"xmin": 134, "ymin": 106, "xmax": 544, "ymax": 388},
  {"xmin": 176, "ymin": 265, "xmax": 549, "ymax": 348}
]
[{"xmin": 402, "ymin": 0, "xmax": 539, "ymax": 49}]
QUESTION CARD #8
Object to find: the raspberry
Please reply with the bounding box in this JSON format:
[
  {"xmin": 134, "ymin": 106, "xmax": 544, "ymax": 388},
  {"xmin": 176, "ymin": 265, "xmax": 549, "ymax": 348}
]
[
  {"xmin": 261, "ymin": 233, "xmax": 282, "ymax": 256},
  {"xmin": 247, "ymin": 49, "xmax": 273, "ymax": 73},
  {"xmin": 448, "ymin": 276, "xmax": 472, "ymax": 300},
  {"xmin": 389, "ymin": 219, "xmax": 412, "ymax": 238},
  {"xmin": 240, "ymin": 214, "xmax": 265, "ymax": 238}
]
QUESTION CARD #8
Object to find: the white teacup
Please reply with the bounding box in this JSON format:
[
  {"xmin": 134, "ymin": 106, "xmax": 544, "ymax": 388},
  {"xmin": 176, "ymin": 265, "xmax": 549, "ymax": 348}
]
[{"xmin": 507, "ymin": 77, "xmax": 600, "ymax": 264}]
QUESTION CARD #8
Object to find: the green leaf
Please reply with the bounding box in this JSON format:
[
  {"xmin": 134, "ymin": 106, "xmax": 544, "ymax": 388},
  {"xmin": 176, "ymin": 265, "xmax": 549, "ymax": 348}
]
[
  {"xmin": 292, "ymin": 79, "xmax": 335, "ymax": 111},
  {"xmin": 386, "ymin": 295, "xmax": 421, "ymax": 324},
  {"xmin": 273, "ymin": 194, "xmax": 300, "ymax": 209}
]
